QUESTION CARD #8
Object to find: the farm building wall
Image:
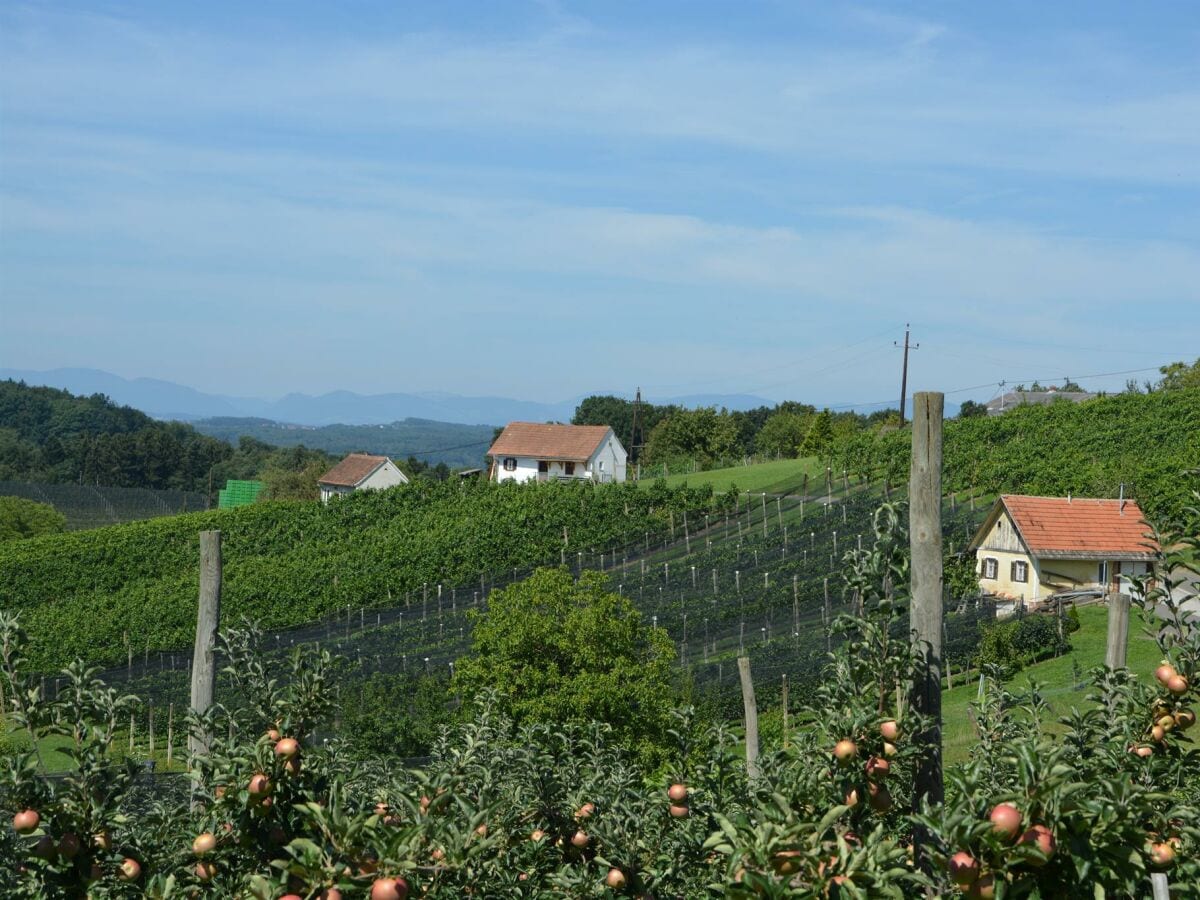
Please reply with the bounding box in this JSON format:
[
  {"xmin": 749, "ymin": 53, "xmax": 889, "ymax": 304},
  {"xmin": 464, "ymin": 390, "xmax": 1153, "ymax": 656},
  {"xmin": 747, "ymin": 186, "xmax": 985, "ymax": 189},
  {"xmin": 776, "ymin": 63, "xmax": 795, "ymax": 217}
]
[{"xmin": 360, "ymin": 460, "xmax": 409, "ymax": 492}]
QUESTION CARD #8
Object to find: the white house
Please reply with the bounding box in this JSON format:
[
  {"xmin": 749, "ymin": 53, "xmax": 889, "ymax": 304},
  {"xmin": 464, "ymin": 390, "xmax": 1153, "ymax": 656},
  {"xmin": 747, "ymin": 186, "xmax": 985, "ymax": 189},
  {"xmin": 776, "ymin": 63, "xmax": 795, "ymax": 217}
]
[
  {"xmin": 318, "ymin": 453, "xmax": 408, "ymax": 503},
  {"xmin": 487, "ymin": 423, "xmax": 627, "ymax": 484},
  {"xmin": 966, "ymin": 494, "xmax": 1158, "ymax": 603}
]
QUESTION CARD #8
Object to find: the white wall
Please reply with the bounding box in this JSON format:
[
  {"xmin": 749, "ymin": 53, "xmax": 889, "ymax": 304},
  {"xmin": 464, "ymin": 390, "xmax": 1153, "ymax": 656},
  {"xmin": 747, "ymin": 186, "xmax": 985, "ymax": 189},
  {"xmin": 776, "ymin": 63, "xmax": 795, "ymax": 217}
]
[
  {"xmin": 493, "ymin": 456, "xmax": 543, "ymax": 484},
  {"xmin": 587, "ymin": 433, "xmax": 627, "ymax": 483},
  {"xmin": 360, "ymin": 459, "xmax": 409, "ymax": 491},
  {"xmin": 320, "ymin": 459, "xmax": 408, "ymax": 502}
]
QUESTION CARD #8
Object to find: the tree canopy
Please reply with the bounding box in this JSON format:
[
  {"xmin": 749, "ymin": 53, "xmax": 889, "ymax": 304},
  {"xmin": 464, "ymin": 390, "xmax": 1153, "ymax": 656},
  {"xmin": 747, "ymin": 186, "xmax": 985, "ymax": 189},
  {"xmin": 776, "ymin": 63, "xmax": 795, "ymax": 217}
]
[
  {"xmin": 0, "ymin": 496, "xmax": 66, "ymax": 542},
  {"xmin": 452, "ymin": 567, "xmax": 679, "ymax": 760}
]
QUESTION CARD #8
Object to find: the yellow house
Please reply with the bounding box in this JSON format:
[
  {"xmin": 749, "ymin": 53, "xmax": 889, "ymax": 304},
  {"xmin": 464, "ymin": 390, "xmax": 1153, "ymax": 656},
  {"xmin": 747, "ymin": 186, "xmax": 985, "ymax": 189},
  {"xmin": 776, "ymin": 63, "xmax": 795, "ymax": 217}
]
[{"xmin": 967, "ymin": 494, "xmax": 1158, "ymax": 603}]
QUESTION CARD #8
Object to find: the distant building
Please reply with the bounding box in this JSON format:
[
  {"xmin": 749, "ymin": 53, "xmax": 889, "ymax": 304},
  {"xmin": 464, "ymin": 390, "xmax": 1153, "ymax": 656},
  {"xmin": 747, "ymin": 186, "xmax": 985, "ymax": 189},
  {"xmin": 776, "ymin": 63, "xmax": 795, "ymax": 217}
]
[
  {"xmin": 967, "ymin": 494, "xmax": 1158, "ymax": 603},
  {"xmin": 487, "ymin": 423, "xmax": 627, "ymax": 484},
  {"xmin": 986, "ymin": 388, "xmax": 1095, "ymax": 415},
  {"xmin": 318, "ymin": 453, "xmax": 408, "ymax": 503}
]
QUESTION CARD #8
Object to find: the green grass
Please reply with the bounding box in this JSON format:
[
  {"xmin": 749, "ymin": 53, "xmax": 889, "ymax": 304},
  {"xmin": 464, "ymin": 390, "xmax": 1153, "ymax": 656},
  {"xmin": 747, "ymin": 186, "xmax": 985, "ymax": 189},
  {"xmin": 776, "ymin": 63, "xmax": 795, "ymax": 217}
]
[
  {"xmin": 644, "ymin": 457, "xmax": 831, "ymax": 495},
  {"xmin": 942, "ymin": 603, "xmax": 1164, "ymax": 764},
  {"xmin": 2, "ymin": 721, "xmax": 189, "ymax": 774}
]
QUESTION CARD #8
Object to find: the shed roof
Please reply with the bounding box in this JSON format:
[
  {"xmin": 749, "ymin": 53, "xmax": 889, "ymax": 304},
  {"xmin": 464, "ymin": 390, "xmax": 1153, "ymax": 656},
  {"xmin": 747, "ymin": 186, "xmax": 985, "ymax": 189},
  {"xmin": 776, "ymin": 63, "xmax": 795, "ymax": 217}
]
[
  {"xmin": 318, "ymin": 453, "xmax": 390, "ymax": 487},
  {"xmin": 487, "ymin": 423, "xmax": 613, "ymax": 461},
  {"xmin": 971, "ymin": 494, "xmax": 1159, "ymax": 560}
]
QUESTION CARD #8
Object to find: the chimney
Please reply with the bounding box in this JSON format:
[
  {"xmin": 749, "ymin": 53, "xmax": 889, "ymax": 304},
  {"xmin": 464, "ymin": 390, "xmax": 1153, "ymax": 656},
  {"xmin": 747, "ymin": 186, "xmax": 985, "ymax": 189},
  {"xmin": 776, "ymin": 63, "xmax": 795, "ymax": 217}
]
[
  {"xmin": 1119, "ymin": 483, "xmax": 1125, "ymax": 515},
  {"xmin": 1067, "ymin": 492, "xmax": 1071, "ymax": 503}
]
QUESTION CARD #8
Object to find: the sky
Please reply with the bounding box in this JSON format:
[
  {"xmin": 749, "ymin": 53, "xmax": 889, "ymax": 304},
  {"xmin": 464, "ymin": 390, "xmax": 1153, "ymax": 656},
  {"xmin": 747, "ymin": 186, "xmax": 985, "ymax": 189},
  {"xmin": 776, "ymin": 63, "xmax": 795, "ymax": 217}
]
[{"xmin": 1, "ymin": 1, "xmax": 1198, "ymax": 410}]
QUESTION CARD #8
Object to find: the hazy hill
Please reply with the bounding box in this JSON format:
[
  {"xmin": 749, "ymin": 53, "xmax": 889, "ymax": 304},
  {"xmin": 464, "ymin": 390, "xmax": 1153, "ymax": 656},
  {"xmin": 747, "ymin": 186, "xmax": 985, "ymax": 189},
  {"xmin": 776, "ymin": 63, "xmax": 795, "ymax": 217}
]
[
  {"xmin": 0, "ymin": 368, "xmax": 775, "ymax": 427},
  {"xmin": 192, "ymin": 418, "xmax": 498, "ymax": 469}
]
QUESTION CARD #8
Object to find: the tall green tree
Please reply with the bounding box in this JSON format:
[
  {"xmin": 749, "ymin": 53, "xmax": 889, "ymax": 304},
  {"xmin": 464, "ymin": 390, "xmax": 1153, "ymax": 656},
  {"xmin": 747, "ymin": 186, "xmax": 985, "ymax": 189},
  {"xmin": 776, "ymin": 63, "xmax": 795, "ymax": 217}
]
[
  {"xmin": 452, "ymin": 567, "xmax": 679, "ymax": 760},
  {"xmin": 644, "ymin": 407, "xmax": 739, "ymax": 466},
  {"xmin": 754, "ymin": 412, "xmax": 810, "ymax": 458},
  {"xmin": 800, "ymin": 408, "xmax": 834, "ymax": 458}
]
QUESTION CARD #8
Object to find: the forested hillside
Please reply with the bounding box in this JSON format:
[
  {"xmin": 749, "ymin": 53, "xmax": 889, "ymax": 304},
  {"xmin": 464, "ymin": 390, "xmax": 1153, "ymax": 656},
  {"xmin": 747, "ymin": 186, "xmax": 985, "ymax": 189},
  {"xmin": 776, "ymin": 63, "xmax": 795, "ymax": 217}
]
[
  {"xmin": 0, "ymin": 479, "xmax": 722, "ymax": 671},
  {"xmin": 0, "ymin": 380, "xmax": 333, "ymax": 499}
]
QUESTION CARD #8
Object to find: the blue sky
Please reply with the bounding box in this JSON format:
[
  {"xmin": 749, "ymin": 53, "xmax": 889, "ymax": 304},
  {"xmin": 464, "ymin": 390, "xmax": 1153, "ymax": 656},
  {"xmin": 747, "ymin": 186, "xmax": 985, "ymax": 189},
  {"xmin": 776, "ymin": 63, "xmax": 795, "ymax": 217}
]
[{"xmin": 2, "ymin": 1, "xmax": 1198, "ymax": 409}]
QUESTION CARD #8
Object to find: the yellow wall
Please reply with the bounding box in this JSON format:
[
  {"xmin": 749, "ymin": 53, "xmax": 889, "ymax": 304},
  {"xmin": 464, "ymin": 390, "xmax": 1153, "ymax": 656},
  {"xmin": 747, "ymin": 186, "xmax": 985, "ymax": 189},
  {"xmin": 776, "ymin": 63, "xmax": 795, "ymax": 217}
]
[{"xmin": 976, "ymin": 548, "xmax": 1041, "ymax": 601}]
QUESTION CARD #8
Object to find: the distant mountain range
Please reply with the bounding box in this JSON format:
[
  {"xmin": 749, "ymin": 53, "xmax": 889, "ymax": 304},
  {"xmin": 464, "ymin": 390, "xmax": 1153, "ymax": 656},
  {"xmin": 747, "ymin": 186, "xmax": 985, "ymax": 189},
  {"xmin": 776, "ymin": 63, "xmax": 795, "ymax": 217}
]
[{"xmin": 0, "ymin": 368, "xmax": 775, "ymax": 427}]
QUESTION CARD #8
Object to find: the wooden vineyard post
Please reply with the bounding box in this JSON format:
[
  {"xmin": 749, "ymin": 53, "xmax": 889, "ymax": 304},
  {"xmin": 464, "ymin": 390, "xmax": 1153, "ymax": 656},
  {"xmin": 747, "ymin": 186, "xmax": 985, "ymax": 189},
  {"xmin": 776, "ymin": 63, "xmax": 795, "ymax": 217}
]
[
  {"xmin": 909, "ymin": 392, "xmax": 945, "ymax": 868},
  {"xmin": 166, "ymin": 704, "xmax": 174, "ymax": 769},
  {"xmin": 189, "ymin": 530, "xmax": 222, "ymax": 762},
  {"xmin": 737, "ymin": 656, "xmax": 760, "ymax": 780},
  {"xmin": 1105, "ymin": 591, "xmax": 1130, "ymax": 670},
  {"xmin": 781, "ymin": 674, "xmax": 789, "ymax": 749}
]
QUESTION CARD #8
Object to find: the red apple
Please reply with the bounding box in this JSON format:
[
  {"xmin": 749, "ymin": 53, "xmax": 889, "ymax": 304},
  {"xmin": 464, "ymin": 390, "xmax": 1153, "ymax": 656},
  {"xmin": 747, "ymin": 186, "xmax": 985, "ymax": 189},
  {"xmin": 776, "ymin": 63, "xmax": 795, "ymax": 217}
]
[
  {"xmin": 12, "ymin": 809, "xmax": 39, "ymax": 834},
  {"xmin": 370, "ymin": 877, "xmax": 408, "ymax": 900},
  {"xmin": 1149, "ymin": 841, "xmax": 1176, "ymax": 868},
  {"xmin": 193, "ymin": 832, "xmax": 217, "ymax": 856},
  {"xmin": 833, "ymin": 740, "xmax": 858, "ymax": 764},
  {"xmin": 867, "ymin": 783, "xmax": 892, "ymax": 812},
  {"xmin": 530, "ymin": 829, "xmax": 546, "ymax": 842},
  {"xmin": 117, "ymin": 858, "xmax": 141, "ymax": 881},
  {"xmin": 57, "ymin": 832, "xmax": 80, "ymax": 859},
  {"xmin": 865, "ymin": 757, "xmax": 890, "ymax": 779},
  {"xmin": 1167, "ymin": 674, "xmax": 1189, "ymax": 695},
  {"xmin": 576, "ymin": 802, "xmax": 595, "ymax": 820},
  {"xmin": 248, "ymin": 773, "xmax": 271, "ymax": 798},
  {"xmin": 274, "ymin": 737, "xmax": 300, "ymax": 759},
  {"xmin": 1155, "ymin": 664, "xmax": 1178, "ymax": 686},
  {"xmin": 667, "ymin": 783, "xmax": 688, "ymax": 803},
  {"xmin": 195, "ymin": 860, "xmax": 217, "ymax": 881},
  {"xmin": 948, "ymin": 851, "xmax": 979, "ymax": 886},
  {"xmin": 988, "ymin": 804, "xmax": 1021, "ymax": 842},
  {"xmin": 880, "ymin": 720, "xmax": 900, "ymax": 741},
  {"xmin": 571, "ymin": 830, "xmax": 590, "ymax": 848},
  {"xmin": 1019, "ymin": 824, "xmax": 1056, "ymax": 864},
  {"xmin": 773, "ymin": 849, "xmax": 803, "ymax": 876},
  {"xmin": 967, "ymin": 873, "xmax": 995, "ymax": 899},
  {"xmin": 669, "ymin": 803, "xmax": 689, "ymax": 818},
  {"xmin": 1175, "ymin": 709, "xmax": 1196, "ymax": 730},
  {"xmin": 32, "ymin": 835, "xmax": 56, "ymax": 860},
  {"xmin": 606, "ymin": 867, "xmax": 627, "ymax": 889}
]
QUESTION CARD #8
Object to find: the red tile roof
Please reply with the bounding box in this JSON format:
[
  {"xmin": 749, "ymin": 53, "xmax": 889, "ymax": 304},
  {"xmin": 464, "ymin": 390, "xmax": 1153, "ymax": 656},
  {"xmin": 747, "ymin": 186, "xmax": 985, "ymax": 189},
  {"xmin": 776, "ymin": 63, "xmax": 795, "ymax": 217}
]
[
  {"xmin": 487, "ymin": 423, "xmax": 612, "ymax": 461},
  {"xmin": 318, "ymin": 453, "xmax": 390, "ymax": 487},
  {"xmin": 999, "ymin": 494, "xmax": 1158, "ymax": 559}
]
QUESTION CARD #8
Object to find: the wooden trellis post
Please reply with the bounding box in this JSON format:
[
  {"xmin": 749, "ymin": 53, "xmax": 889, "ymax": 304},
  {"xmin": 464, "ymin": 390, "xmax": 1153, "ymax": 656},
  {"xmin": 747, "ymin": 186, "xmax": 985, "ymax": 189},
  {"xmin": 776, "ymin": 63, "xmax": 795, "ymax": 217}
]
[
  {"xmin": 738, "ymin": 656, "xmax": 760, "ymax": 780},
  {"xmin": 189, "ymin": 530, "xmax": 222, "ymax": 761},
  {"xmin": 909, "ymin": 392, "xmax": 945, "ymax": 868}
]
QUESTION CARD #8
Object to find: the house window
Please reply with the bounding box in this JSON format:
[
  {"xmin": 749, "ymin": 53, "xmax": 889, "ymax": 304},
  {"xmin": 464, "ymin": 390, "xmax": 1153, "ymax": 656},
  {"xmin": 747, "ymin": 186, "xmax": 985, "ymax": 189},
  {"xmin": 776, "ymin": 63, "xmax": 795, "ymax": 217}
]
[
  {"xmin": 982, "ymin": 557, "xmax": 998, "ymax": 579},
  {"xmin": 564, "ymin": 462, "xmax": 575, "ymax": 475},
  {"xmin": 1011, "ymin": 560, "xmax": 1029, "ymax": 583},
  {"xmin": 538, "ymin": 460, "xmax": 549, "ymax": 473},
  {"xmin": 503, "ymin": 458, "xmax": 517, "ymax": 471}
]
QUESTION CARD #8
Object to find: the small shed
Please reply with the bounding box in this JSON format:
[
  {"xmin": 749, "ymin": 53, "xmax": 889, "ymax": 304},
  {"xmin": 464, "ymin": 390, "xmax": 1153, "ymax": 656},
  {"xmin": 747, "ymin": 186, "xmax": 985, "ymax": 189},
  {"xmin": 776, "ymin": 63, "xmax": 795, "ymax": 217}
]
[
  {"xmin": 967, "ymin": 494, "xmax": 1159, "ymax": 603},
  {"xmin": 318, "ymin": 454, "xmax": 408, "ymax": 503}
]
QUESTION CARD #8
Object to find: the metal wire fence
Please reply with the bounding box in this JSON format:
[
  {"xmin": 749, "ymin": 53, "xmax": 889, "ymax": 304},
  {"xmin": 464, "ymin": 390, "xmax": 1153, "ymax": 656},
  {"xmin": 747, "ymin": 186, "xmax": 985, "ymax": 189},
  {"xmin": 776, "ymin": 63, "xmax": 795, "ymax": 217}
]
[
  {"xmin": 0, "ymin": 480, "xmax": 209, "ymax": 530},
  {"xmin": 35, "ymin": 476, "xmax": 999, "ymax": 767}
]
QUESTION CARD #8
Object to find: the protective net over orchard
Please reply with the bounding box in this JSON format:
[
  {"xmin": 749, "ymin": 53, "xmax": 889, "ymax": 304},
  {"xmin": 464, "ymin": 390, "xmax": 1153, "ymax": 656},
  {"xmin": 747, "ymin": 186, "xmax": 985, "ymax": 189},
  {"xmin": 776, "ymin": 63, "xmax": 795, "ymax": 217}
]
[{"xmin": 40, "ymin": 472, "xmax": 1025, "ymax": 767}]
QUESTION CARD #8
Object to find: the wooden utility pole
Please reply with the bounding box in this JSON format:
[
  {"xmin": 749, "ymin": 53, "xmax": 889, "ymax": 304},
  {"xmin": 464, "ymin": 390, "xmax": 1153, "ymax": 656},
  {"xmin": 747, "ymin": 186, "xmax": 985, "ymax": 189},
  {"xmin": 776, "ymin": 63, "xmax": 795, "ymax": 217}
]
[
  {"xmin": 737, "ymin": 656, "xmax": 760, "ymax": 780},
  {"xmin": 895, "ymin": 324, "xmax": 920, "ymax": 424},
  {"xmin": 909, "ymin": 393, "xmax": 944, "ymax": 855},
  {"xmin": 189, "ymin": 530, "xmax": 222, "ymax": 760}
]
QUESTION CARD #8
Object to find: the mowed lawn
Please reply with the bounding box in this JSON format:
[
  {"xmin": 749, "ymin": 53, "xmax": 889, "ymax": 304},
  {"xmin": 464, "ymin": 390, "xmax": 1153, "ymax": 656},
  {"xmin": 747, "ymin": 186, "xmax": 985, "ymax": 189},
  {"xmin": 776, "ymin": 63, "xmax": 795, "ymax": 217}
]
[
  {"xmin": 942, "ymin": 603, "xmax": 1165, "ymax": 764},
  {"xmin": 645, "ymin": 457, "xmax": 829, "ymax": 495}
]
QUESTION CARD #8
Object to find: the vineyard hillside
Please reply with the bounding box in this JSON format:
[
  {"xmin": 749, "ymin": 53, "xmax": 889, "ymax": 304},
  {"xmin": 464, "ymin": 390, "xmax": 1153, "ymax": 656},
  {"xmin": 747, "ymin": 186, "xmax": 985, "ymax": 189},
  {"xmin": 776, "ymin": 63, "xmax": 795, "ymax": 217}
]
[
  {"xmin": 862, "ymin": 388, "xmax": 1200, "ymax": 522},
  {"xmin": 0, "ymin": 480, "xmax": 720, "ymax": 672}
]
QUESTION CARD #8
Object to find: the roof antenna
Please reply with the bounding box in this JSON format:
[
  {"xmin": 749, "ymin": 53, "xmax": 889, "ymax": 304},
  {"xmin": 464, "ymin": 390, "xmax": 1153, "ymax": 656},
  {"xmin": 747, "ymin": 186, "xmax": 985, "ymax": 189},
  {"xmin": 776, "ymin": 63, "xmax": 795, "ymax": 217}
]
[{"xmin": 1119, "ymin": 483, "xmax": 1125, "ymax": 515}]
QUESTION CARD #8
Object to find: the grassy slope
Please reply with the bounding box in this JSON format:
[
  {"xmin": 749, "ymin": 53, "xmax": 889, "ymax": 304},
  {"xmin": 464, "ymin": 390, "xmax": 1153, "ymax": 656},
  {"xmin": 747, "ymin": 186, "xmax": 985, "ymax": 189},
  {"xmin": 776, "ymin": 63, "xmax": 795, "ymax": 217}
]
[
  {"xmin": 646, "ymin": 457, "xmax": 828, "ymax": 495},
  {"xmin": 942, "ymin": 603, "xmax": 1163, "ymax": 764}
]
